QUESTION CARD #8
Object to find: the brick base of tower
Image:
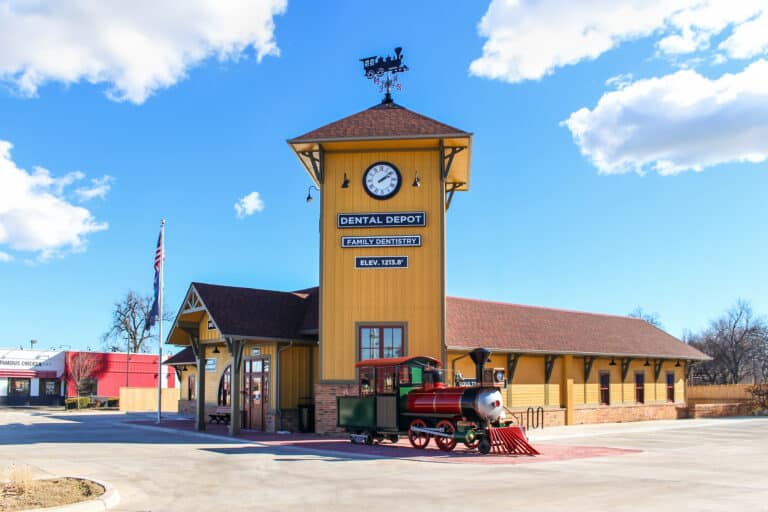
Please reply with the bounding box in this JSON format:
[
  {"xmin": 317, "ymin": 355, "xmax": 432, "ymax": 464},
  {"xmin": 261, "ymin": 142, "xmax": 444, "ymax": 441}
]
[{"xmin": 314, "ymin": 382, "xmax": 358, "ymax": 434}]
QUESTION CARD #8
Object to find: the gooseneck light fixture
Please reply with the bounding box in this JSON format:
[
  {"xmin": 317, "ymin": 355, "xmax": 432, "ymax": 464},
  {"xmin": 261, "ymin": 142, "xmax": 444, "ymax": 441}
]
[
  {"xmin": 341, "ymin": 173, "xmax": 350, "ymax": 188},
  {"xmin": 306, "ymin": 185, "xmax": 320, "ymax": 203},
  {"xmin": 412, "ymin": 171, "xmax": 421, "ymax": 188},
  {"xmin": 609, "ymin": 358, "xmax": 616, "ymax": 366},
  {"xmin": 212, "ymin": 345, "xmax": 220, "ymax": 354},
  {"xmin": 644, "ymin": 358, "xmax": 651, "ymax": 367}
]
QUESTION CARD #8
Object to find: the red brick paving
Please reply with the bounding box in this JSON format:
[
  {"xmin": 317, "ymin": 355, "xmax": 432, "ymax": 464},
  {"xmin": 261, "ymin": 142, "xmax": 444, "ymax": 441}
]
[{"xmin": 130, "ymin": 419, "xmax": 640, "ymax": 465}]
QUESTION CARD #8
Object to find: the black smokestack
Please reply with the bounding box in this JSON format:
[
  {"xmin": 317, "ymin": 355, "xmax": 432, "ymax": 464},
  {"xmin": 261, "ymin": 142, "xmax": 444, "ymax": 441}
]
[{"xmin": 469, "ymin": 348, "xmax": 492, "ymax": 384}]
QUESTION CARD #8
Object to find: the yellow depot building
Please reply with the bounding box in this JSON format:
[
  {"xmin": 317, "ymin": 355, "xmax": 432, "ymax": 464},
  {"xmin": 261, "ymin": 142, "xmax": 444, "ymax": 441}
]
[{"xmin": 166, "ymin": 93, "xmax": 707, "ymax": 435}]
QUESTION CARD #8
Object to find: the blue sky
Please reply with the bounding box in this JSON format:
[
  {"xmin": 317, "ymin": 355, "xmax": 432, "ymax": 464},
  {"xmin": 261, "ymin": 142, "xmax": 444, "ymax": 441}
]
[{"xmin": 0, "ymin": 0, "xmax": 766, "ymax": 351}]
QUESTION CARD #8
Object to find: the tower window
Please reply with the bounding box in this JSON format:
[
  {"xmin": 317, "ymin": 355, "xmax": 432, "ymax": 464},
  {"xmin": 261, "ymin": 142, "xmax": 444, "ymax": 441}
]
[{"xmin": 359, "ymin": 326, "xmax": 404, "ymax": 361}]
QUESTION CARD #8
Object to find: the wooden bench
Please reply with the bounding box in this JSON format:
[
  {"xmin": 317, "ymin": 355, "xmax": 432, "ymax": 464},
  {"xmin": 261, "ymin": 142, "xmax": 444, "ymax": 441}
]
[{"xmin": 208, "ymin": 406, "xmax": 231, "ymax": 425}]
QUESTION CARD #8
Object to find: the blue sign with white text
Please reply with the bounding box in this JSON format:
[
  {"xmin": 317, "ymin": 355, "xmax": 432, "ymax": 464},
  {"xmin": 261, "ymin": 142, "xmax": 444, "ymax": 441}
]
[{"xmin": 355, "ymin": 256, "xmax": 409, "ymax": 269}]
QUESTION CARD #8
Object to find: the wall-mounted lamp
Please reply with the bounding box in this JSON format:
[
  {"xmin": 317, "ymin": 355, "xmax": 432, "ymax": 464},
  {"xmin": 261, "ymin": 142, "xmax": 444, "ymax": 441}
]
[
  {"xmin": 181, "ymin": 365, "xmax": 187, "ymax": 372},
  {"xmin": 306, "ymin": 185, "xmax": 320, "ymax": 203},
  {"xmin": 341, "ymin": 173, "xmax": 350, "ymax": 188},
  {"xmin": 212, "ymin": 345, "xmax": 220, "ymax": 354},
  {"xmin": 412, "ymin": 171, "xmax": 421, "ymax": 188},
  {"xmin": 644, "ymin": 358, "xmax": 651, "ymax": 367},
  {"xmin": 675, "ymin": 359, "xmax": 681, "ymax": 367},
  {"xmin": 609, "ymin": 358, "xmax": 616, "ymax": 366}
]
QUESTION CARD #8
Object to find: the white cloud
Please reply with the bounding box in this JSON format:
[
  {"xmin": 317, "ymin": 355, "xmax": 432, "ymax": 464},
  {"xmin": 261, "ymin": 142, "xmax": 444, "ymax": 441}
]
[
  {"xmin": 0, "ymin": 141, "xmax": 109, "ymax": 260},
  {"xmin": 470, "ymin": 0, "xmax": 766, "ymax": 83},
  {"xmin": 0, "ymin": 251, "xmax": 12, "ymax": 263},
  {"xmin": 0, "ymin": 0, "xmax": 287, "ymax": 104},
  {"xmin": 234, "ymin": 192, "xmax": 265, "ymax": 219},
  {"xmin": 75, "ymin": 175, "xmax": 114, "ymax": 202},
  {"xmin": 562, "ymin": 60, "xmax": 768, "ymax": 175}
]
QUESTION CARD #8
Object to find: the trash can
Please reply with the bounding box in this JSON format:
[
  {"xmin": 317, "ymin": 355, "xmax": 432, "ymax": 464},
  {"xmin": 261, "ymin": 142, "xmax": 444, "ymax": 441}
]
[{"xmin": 298, "ymin": 399, "xmax": 315, "ymax": 433}]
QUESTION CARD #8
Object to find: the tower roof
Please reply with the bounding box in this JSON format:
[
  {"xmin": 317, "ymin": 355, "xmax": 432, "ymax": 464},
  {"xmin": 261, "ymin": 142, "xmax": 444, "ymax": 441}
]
[{"xmin": 288, "ymin": 102, "xmax": 470, "ymax": 143}]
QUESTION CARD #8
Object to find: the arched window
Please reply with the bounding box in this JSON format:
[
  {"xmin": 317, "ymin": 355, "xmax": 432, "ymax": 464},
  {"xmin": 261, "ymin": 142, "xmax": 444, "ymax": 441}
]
[{"xmin": 217, "ymin": 365, "xmax": 231, "ymax": 406}]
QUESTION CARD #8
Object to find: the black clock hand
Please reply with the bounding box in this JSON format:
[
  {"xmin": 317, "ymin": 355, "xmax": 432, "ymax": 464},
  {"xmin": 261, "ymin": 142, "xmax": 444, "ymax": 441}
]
[{"xmin": 378, "ymin": 171, "xmax": 393, "ymax": 183}]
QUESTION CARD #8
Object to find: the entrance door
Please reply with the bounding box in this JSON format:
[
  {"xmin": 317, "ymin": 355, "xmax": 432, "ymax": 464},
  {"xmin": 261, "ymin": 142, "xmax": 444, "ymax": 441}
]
[{"xmin": 243, "ymin": 359, "xmax": 269, "ymax": 430}]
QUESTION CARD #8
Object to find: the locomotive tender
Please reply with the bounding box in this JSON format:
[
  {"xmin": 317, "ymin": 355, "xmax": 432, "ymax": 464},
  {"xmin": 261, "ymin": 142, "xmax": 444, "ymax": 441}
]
[{"xmin": 337, "ymin": 347, "xmax": 509, "ymax": 454}]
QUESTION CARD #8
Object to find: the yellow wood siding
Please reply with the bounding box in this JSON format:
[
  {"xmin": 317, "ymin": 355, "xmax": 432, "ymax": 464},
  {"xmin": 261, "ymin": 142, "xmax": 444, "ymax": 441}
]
[
  {"xmin": 199, "ymin": 312, "xmax": 220, "ymax": 341},
  {"xmin": 320, "ymin": 148, "xmax": 444, "ymax": 381},
  {"xmin": 279, "ymin": 345, "xmax": 313, "ymax": 409},
  {"xmin": 510, "ymin": 356, "xmax": 546, "ymax": 407}
]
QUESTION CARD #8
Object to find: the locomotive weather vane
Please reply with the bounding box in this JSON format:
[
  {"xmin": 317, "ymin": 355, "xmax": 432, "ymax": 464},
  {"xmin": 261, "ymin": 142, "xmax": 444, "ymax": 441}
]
[{"xmin": 360, "ymin": 46, "xmax": 409, "ymax": 104}]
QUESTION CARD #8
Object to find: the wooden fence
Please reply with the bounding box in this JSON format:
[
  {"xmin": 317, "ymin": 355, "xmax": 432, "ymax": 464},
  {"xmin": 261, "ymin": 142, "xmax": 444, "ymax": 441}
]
[
  {"xmin": 119, "ymin": 387, "xmax": 180, "ymax": 412},
  {"xmin": 688, "ymin": 384, "xmax": 752, "ymax": 403}
]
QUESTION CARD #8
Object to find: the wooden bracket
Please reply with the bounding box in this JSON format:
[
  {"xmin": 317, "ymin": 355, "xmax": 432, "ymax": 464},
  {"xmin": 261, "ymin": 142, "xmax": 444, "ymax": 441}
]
[
  {"xmin": 544, "ymin": 355, "xmax": 557, "ymax": 384},
  {"xmin": 225, "ymin": 338, "xmax": 245, "ymax": 373},
  {"xmin": 583, "ymin": 356, "xmax": 596, "ymax": 382},
  {"xmin": 507, "ymin": 353, "xmax": 521, "ymax": 382},
  {"xmin": 653, "ymin": 359, "xmax": 663, "ymax": 381},
  {"xmin": 299, "ymin": 146, "xmax": 324, "ymax": 184},
  {"xmin": 621, "ymin": 358, "xmax": 632, "ymax": 382}
]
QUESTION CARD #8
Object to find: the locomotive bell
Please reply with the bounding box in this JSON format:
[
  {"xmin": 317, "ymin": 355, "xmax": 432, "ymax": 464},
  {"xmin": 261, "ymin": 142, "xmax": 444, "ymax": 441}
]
[{"xmin": 469, "ymin": 347, "xmax": 492, "ymax": 384}]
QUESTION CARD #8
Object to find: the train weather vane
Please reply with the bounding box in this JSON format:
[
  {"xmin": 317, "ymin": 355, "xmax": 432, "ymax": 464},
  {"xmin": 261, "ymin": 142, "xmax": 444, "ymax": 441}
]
[{"xmin": 360, "ymin": 47, "xmax": 409, "ymax": 104}]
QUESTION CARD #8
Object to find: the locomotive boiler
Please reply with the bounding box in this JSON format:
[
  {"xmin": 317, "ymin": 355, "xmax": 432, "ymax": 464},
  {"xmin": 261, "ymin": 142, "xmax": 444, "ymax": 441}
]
[{"xmin": 337, "ymin": 347, "xmax": 533, "ymax": 455}]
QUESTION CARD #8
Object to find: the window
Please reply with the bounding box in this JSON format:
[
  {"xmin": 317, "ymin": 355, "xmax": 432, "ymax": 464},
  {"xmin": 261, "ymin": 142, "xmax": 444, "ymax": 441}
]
[
  {"xmin": 9, "ymin": 378, "xmax": 30, "ymax": 396},
  {"xmin": 217, "ymin": 366, "xmax": 231, "ymax": 406},
  {"xmin": 635, "ymin": 372, "xmax": 645, "ymax": 404},
  {"xmin": 375, "ymin": 367, "xmax": 397, "ymax": 394},
  {"xmin": 78, "ymin": 378, "xmax": 97, "ymax": 397},
  {"xmin": 42, "ymin": 380, "xmax": 60, "ymax": 396},
  {"xmin": 359, "ymin": 326, "xmax": 404, "ymax": 361},
  {"xmin": 188, "ymin": 374, "xmax": 196, "ymax": 400},
  {"xmin": 599, "ymin": 372, "xmax": 610, "ymax": 405},
  {"xmin": 666, "ymin": 372, "xmax": 675, "ymax": 402}
]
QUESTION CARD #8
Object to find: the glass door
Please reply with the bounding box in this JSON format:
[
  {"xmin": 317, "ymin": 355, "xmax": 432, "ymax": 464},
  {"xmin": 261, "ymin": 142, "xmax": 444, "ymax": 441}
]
[{"xmin": 243, "ymin": 359, "xmax": 269, "ymax": 430}]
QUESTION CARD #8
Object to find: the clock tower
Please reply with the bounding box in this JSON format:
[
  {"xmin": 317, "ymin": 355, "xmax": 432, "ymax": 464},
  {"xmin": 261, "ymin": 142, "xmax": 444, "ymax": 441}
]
[{"xmin": 288, "ymin": 49, "xmax": 472, "ymax": 431}]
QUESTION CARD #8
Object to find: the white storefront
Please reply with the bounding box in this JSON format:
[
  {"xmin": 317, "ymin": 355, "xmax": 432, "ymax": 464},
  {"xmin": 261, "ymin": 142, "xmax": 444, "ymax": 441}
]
[{"xmin": 0, "ymin": 349, "xmax": 66, "ymax": 406}]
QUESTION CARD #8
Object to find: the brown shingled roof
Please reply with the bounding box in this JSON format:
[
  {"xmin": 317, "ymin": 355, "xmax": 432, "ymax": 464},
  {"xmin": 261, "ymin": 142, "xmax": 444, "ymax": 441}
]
[
  {"xmin": 192, "ymin": 283, "xmax": 315, "ymax": 340},
  {"xmin": 288, "ymin": 102, "xmax": 470, "ymax": 142},
  {"xmin": 164, "ymin": 346, "xmax": 194, "ymax": 366},
  {"xmin": 446, "ymin": 297, "xmax": 708, "ymax": 360}
]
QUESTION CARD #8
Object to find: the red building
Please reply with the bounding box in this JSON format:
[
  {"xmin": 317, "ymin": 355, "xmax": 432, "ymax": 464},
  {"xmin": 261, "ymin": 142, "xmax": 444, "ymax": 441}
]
[{"xmin": 64, "ymin": 351, "xmax": 176, "ymax": 398}]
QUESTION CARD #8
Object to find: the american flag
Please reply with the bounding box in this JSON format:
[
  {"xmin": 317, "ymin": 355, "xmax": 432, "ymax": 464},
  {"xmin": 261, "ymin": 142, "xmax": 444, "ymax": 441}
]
[{"xmin": 146, "ymin": 223, "xmax": 164, "ymax": 330}]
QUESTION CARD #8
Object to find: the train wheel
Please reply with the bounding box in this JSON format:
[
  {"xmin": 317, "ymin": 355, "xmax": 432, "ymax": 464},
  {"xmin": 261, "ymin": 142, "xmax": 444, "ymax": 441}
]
[
  {"xmin": 388, "ymin": 434, "xmax": 399, "ymax": 444},
  {"xmin": 434, "ymin": 420, "xmax": 457, "ymax": 452},
  {"xmin": 463, "ymin": 429, "xmax": 479, "ymax": 450},
  {"xmin": 408, "ymin": 419, "xmax": 430, "ymax": 449},
  {"xmin": 478, "ymin": 436, "xmax": 491, "ymax": 455}
]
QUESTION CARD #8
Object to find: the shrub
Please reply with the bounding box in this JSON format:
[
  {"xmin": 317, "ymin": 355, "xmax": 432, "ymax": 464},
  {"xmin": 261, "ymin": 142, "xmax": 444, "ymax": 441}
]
[
  {"xmin": 747, "ymin": 384, "xmax": 768, "ymax": 412},
  {"xmin": 64, "ymin": 397, "xmax": 91, "ymax": 410}
]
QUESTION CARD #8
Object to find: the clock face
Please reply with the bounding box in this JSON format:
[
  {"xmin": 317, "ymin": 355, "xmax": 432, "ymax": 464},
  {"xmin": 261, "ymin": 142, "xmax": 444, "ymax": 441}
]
[{"xmin": 363, "ymin": 162, "xmax": 401, "ymax": 200}]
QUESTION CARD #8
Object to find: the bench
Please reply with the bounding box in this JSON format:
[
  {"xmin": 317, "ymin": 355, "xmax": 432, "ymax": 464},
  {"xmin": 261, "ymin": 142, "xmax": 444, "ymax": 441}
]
[{"xmin": 208, "ymin": 406, "xmax": 231, "ymax": 425}]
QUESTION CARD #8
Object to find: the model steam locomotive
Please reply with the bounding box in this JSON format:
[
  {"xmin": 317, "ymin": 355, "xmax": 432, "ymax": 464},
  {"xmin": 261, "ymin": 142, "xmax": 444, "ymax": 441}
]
[{"xmin": 337, "ymin": 347, "xmax": 510, "ymax": 454}]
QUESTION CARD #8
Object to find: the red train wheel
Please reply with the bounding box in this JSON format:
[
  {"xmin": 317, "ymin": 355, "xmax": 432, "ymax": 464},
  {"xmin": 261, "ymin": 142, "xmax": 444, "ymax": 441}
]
[
  {"xmin": 408, "ymin": 419, "xmax": 430, "ymax": 449},
  {"xmin": 435, "ymin": 420, "xmax": 457, "ymax": 452}
]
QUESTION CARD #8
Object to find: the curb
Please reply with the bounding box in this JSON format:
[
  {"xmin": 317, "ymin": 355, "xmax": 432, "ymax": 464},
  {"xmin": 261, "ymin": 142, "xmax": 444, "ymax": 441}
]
[{"xmin": 26, "ymin": 478, "xmax": 119, "ymax": 512}]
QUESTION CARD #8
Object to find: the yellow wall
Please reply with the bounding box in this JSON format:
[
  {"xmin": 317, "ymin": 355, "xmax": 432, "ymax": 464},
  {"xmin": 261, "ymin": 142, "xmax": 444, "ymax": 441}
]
[
  {"xmin": 199, "ymin": 312, "xmax": 220, "ymax": 341},
  {"xmin": 320, "ymin": 147, "xmax": 445, "ymax": 381},
  {"xmin": 446, "ymin": 352, "xmax": 689, "ymax": 411},
  {"xmin": 279, "ymin": 345, "xmax": 313, "ymax": 409}
]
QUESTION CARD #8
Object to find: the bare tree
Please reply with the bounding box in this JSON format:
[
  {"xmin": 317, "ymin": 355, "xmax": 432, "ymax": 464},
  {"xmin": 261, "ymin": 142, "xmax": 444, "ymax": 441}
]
[
  {"xmin": 629, "ymin": 307, "xmax": 663, "ymax": 329},
  {"xmin": 67, "ymin": 352, "xmax": 103, "ymax": 407},
  {"xmin": 688, "ymin": 300, "xmax": 767, "ymax": 384},
  {"xmin": 102, "ymin": 291, "xmax": 156, "ymax": 354}
]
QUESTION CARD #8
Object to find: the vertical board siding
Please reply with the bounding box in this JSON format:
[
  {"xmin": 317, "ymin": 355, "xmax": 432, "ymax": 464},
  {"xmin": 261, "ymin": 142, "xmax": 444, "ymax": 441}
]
[
  {"xmin": 279, "ymin": 346, "xmax": 312, "ymax": 409},
  {"xmin": 321, "ymin": 149, "xmax": 444, "ymax": 380}
]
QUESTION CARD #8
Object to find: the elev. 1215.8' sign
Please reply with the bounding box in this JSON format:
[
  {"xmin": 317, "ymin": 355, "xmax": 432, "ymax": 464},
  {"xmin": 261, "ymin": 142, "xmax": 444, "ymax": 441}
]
[{"xmin": 337, "ymin": 211, "xmax": 426, "ymax": 228}]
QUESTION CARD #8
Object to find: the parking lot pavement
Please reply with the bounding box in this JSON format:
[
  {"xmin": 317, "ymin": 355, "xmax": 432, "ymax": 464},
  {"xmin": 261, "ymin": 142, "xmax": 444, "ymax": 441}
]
[{"xmin": 1, "ymin": 410, "xmax": 766, "ymax": 512}]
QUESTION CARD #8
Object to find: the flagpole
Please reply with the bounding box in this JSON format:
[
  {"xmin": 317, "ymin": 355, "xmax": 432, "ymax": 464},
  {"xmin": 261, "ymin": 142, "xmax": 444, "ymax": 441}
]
[{"xmin": 156, "ymin": 219, "xmax": 165, "ymax": 424}]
